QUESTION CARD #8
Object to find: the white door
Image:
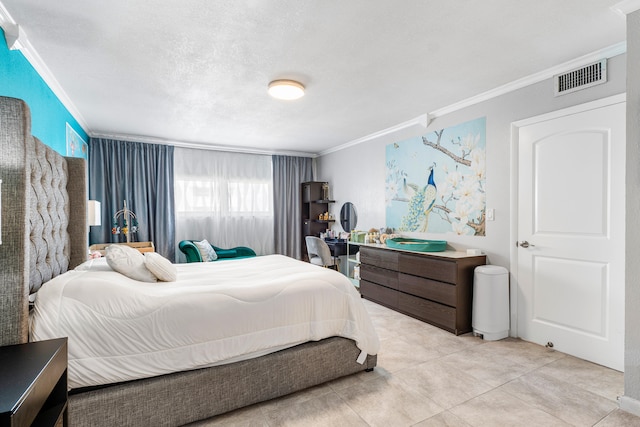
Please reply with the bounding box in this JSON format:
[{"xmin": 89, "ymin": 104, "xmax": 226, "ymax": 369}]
[{"xmin": 515, "ymin": 97, "xmax": 625, "ymax": 371}]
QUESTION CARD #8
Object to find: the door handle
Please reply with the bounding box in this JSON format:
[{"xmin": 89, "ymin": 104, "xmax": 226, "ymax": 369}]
[{"xmin": 518, "ymin": 240, "xmax": 535, "ymax": 248}]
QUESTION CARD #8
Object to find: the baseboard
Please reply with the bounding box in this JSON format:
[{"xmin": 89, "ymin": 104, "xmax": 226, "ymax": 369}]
[{"xmin": 619, "ymin": 396, "xmax": 640, "ymax": 417}]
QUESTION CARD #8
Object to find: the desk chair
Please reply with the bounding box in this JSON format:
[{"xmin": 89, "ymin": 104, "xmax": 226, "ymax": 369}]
[{"xmin": 305, "ymin": 236, "xmax": 339, "ymax": 270}]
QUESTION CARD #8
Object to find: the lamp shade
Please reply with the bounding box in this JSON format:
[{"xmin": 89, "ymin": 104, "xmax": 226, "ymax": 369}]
[
  {"xmin": 268, "ymin": 80, "xmax": 305, "ymax": 100},
  {"xmin": 87, "ymin": 200, "xmax": 101, "ymax": 226}
]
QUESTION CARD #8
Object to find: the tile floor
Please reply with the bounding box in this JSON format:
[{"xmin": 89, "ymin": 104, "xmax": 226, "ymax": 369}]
[{"xmin": 189, "ymin": 299, "xmax": 640, "ymax": 427}]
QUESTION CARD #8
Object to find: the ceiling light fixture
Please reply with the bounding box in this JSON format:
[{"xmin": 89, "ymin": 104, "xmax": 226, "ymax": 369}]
[{"xmin": 268, "ymin": 80, "xmax": 305, "ymax": 100}]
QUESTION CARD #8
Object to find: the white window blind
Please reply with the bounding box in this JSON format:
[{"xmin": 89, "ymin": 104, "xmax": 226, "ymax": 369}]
[{"xmin": 174, "ymin": 148, "xmax": 274, "ymax": 258}]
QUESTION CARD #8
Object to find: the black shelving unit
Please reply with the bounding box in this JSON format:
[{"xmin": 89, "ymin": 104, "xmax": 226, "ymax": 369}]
[{"xmin": 301, "ymin": 181, "xmax": 334, "ymax": 260}]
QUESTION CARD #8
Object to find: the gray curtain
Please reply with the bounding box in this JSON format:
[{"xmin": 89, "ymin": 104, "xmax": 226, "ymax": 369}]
[
  {"xmin": 272, "ymin": 155, "xmax": 314, "ymax": 259},
  {"xmin": 89, "ymin": 138, "xmax": 176, "ymax": 261}
]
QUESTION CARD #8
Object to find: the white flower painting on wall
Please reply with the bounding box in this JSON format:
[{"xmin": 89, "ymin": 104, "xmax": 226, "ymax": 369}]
[{"xmin": 385, "ymin": 117, "xmax": 486, "ymax": 236}]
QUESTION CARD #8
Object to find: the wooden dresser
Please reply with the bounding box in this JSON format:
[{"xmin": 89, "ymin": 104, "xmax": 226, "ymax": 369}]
[{"xmin": 358, "ymin": 244, "xmax": 486, "ymax": 335}]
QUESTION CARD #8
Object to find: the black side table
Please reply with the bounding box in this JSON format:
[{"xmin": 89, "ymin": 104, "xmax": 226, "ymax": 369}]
[{"xmin": 0, "ymin": 338, "xmax": 68, "ymax": 426}]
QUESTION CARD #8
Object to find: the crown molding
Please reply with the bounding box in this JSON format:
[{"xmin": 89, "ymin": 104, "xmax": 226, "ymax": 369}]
[
  {"xmin": 611, "ymin": 0, "xmax": 640, "ymax": 16},
  {"xmin": 0, "ymin": 3, "xmax": 22, "ymax": 50},
  {"xmin": 2, "ymin": 22, "xmax": 22, "ymax": 50},
  {"xmin": 321, "ymin": 42, "xmax": 627, "ymax": 157},
  {"xmin": 0, "ymin": 1, "xmax": 90, "ymax": 132},
  {"xmin": 318, "ymin": 114, "xmax": 428, "ymax": 156},
  {"xmin": 0, "ymin": 0, "xmax": 628, "ymax": 158},
  {"xmin": 90, "ymin": 131, "xmax": 317, "ymax": 158},
  {"xmin": 428, "ymin": 42, "xmax": 626, "ymax": 120}
]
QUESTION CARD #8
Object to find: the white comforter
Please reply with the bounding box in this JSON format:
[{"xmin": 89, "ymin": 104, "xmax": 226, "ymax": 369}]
[{"xmin": 30, "ymin": 255, "xmax": 379, "ymax": 389}]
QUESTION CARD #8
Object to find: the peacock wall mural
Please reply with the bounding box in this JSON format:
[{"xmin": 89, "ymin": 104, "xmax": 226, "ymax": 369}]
[{"xmin": 385, "ymin": 117, "xmax": 486, "ymax": 236}]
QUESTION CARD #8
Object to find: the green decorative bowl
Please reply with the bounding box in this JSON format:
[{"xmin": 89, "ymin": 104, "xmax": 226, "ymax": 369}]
[{"xmin": 385, "ymin": 238, "xmax": 447, "ymax": 252}]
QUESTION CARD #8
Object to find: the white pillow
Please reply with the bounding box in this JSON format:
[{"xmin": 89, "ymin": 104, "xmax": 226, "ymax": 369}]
[
  {"xmin": 194, "ymin": 239, "xmax": 218, "ymax": 261},
  {"xmin": 105, "ymin": 244, "xmax": 157, "ymax": 282},
  {"xmin": 144, "ymin": 252, "xmax": 177, "ymax": 282}
]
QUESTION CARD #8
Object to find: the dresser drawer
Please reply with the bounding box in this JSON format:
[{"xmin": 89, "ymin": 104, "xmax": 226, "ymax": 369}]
[
  {"xmin": 398, "ymin": 273, "xmax": 456, "ymax": 307},
  {"xmin": 399, "ymin": 253, "xmax": 457, "ymax": 284},
  {"xmin": 360, "ymin": 247, "xmax": 398, "ymax": 271},
  {"xmin": 398, "ymin": 292, "xmax": 456, "ymax": 333},
  {"xmin": 361, "ymin": 265, "xmax": 399, "ymax": 290},
  {"xmin": 360, "ymin": 280, "xmax": 399, "ymax": 308}
]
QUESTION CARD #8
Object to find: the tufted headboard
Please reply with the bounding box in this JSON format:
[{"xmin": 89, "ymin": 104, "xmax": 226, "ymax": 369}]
[{"xmin": 0, "ymin": 96, "xmax": 87, "ymax": 346}]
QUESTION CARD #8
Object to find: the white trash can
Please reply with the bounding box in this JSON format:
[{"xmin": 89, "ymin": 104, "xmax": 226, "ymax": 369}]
[{"xmin": 472, "ymin": 265, "xmax": 509, "ymax": 341}]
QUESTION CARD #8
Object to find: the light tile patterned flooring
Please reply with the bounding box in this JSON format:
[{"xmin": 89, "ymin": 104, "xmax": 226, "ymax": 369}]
[{"xmin": 189, "ymin": 299, "xmax": 640, "ymax": 427}]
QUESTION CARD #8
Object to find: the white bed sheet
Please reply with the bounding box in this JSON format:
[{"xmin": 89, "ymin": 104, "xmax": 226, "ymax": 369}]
[{"xmin": 30, "ymin": 255, "xmax": 380, "ymax": 389}]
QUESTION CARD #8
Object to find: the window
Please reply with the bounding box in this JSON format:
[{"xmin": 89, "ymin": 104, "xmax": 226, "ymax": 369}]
[
  {"xmin": 175, "ymin": 180, "xmax": 219, "ymax": 213},
  {"xmin": 227, "ymin": 181, "xmax": 271, "ymax": 214},
  {"xmin": 174, "ymin": 148, "xmax": 274, "ymax": 255},
  {"xmin": 175, "ymin": 180, "xmax": 272, "ymax": 215}
]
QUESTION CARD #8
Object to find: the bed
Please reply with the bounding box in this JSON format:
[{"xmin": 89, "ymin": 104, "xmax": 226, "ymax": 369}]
[{"xmin": 0, "ymin": 96, "xmax": 378, "ymax": 426}]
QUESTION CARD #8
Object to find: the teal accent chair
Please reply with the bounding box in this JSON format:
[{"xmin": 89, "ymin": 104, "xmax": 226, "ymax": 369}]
[{"xmin": 179, "ymin": 240, "xmax": 257, "ymax": 263}]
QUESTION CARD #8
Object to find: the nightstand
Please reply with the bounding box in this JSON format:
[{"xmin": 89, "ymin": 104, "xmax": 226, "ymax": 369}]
[
  {"xmin": 0, "ymin": 338, "xmax": 68, "ymax": 426},
  {"xmin": 89, "ymin": 241, "xmax": 155, "ymax": 255}
]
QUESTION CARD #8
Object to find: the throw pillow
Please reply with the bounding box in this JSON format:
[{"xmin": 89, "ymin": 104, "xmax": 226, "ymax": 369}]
[
  {"xmin": 105, "ymin": 244, "xmax": 157, "ymax": 282},
  {"xmin": 144, "ymin": 252, "xmax": 177, "ymax": 282},
  {"xmin": 194, "ymin": 239, "xmax": 218, "ymax": 261}
]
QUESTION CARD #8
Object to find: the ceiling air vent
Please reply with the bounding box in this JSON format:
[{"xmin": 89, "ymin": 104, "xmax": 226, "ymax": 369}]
[{"xmin": 554, "ymin": 59, "xmax": 607, "ymax": 96}]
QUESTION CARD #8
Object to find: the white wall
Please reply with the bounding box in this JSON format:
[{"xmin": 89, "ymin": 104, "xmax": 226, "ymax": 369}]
[
  {"xmin": 319, "ymin": 46, "xmax": 639, "ymax": 409},
  {"xmin": 317, "ymin": 54, "xmax": 626, "ymax": 272},
  {"xmin": 623, "ymin": 9, "xmax": 640, "ymax": 413}
]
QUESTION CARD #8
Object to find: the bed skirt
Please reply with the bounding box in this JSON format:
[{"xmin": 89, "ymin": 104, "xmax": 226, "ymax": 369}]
[{"xmin": 69, "ymin": 337, "xmax": 376, "ymax": 426}]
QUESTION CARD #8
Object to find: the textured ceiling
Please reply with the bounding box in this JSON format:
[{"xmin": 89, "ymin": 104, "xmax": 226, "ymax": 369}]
[{"xmin": 0, "ymin": 1, "xmax": 627, "ymax": 154}]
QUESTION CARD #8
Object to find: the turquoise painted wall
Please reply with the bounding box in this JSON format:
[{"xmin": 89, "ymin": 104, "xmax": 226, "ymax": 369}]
[{"xmin": 0, "ymin": 28, "xmax": 88, "ymax": 155}]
